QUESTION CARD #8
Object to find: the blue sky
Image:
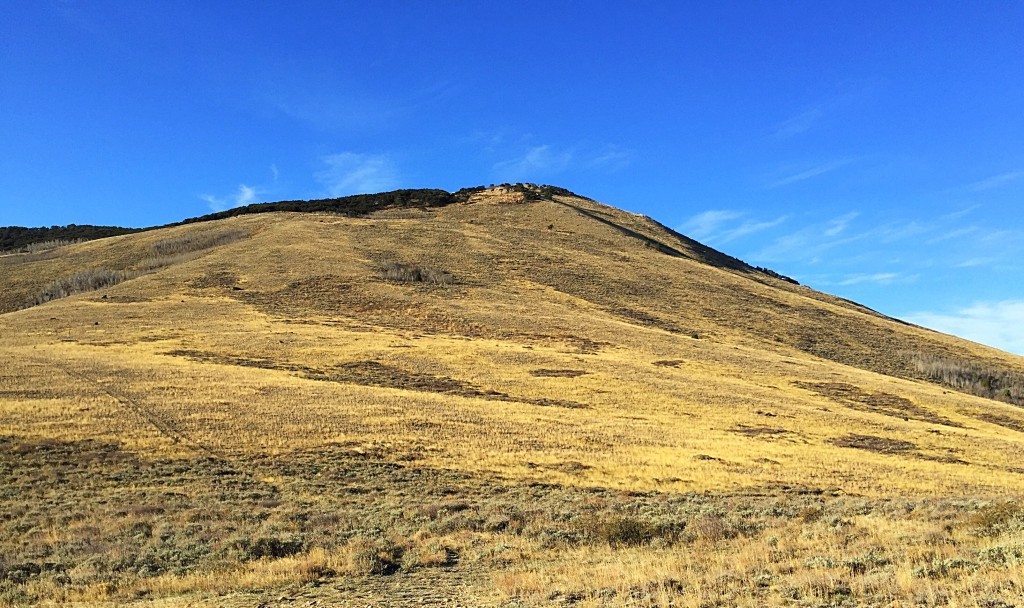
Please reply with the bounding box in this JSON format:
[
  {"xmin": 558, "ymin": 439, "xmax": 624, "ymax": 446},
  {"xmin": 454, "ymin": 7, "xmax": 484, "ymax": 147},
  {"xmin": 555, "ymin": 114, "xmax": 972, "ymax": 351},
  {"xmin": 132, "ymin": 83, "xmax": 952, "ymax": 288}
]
[{"xmin": 2, "ymin": 1, "xmax": 1023, "ymax": 354}]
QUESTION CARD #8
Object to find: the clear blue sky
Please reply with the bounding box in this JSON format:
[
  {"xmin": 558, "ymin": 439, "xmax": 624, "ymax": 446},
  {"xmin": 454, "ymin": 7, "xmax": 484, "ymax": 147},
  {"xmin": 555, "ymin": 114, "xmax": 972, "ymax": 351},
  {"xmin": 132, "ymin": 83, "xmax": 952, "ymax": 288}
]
[{"xmin": 3, "ymin": 1, "xmax": 1023, "ymax": 354}]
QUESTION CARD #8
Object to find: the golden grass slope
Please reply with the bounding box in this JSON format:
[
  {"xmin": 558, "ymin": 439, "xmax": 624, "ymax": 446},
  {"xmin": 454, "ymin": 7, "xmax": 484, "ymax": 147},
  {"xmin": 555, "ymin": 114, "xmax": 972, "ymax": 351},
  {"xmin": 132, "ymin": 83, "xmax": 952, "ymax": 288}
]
[{"xmin": 2, "ymin": 186, "xmax": 1024, "ymax": 606}]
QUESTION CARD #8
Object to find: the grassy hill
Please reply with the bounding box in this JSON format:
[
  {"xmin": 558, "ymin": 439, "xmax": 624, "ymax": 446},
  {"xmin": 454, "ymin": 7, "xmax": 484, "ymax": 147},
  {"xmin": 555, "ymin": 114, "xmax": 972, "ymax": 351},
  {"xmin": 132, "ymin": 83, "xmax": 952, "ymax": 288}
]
[{"xmin": 2, "ymin": 185, "xmax": 1024, "ymax": 607}]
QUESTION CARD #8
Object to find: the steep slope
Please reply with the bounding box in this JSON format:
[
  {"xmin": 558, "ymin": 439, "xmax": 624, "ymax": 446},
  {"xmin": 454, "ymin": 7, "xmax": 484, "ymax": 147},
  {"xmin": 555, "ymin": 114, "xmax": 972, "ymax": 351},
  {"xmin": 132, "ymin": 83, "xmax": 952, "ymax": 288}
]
[{"xmin": 2, "ymin": 185, "xmax": 1024, "ymax": 606}]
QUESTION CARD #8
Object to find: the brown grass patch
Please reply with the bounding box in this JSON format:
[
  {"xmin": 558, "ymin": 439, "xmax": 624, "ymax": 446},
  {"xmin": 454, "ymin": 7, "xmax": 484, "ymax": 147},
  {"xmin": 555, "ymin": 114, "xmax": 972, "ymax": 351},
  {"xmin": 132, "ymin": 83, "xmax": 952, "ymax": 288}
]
[
  {"xmin": 977, "ymin": 413, "xmax": 1024, "ymax": 433},
  {"xmin": 795, "ymin": 381, "xmax": 962, "ymax": 427},
  {"xmin": 832, "ymin": 434, "xmax": 917, "ymax": 454},
  {"xmin": 529, "ymin": 369, "xmax": 588, "ymax": 378}
]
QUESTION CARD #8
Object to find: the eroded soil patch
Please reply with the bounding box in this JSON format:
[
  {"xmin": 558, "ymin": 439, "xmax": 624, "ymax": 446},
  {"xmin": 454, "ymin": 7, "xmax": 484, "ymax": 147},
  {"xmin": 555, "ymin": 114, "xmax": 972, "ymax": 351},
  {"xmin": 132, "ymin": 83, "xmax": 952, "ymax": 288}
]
[
  {"xmin": 832, "ymin": 434, "xmax": 917, "ymax": 454},
  {"xmin": 730, "ymin": 425, "xmax": 792, "ymax": 439},
  {"xmin": 313, "ymin": 361, "xmax": 588, "ymax": 409},
  {"xmin": 529, "ymin": 369, "xmax": 589, "ymax": 378},
  {"xmin": 977, "ymin": 413, "xmax": 1024, "ymax": 434},
  {"xmin": 162, "ymin": 351, "xmax": 588, "ymax": 409},
  {"xmin": 795, "ymin": 381, "xmax": 962, "ymax": 427}
]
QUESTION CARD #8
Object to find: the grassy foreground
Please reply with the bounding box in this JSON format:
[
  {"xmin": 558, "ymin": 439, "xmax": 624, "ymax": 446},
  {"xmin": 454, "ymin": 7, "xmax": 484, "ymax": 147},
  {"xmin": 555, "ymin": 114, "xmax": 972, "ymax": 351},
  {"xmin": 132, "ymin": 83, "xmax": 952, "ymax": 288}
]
[{"xmin": 2, "ymin": 187, "xmax": 1024, "ymax": 606}]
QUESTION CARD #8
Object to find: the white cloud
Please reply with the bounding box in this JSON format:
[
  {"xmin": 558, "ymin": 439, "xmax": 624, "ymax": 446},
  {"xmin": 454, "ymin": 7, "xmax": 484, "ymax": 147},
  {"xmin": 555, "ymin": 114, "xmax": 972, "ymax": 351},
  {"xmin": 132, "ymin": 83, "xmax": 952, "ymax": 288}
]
[
  {"xmin": 680, "ymin": 210, "xmax": 742, "ymax": 240},
  {"xmin": 955, "ymin": 257, "xmax": 996, "ymax": 268},
  {"xmin": 588, "ymin": 145, "xmax": 633, "ymax": 171},
  {"xmin": 927, "ymin": 226, "xmax": 979, "ymax": 244},
  {"xmin": 767, "ymin": 159, "xmax": 854, "ymax": 189},
  {"xmin": 823, "ymin": 212, "xmax": 859, "ymax": 237},
  {"xmin": 316, "ymin": 152, "xmax": 399, "ymax": 196},
  {"xmin": 968, "ymin": 171, "xmax": 1023, "ymax": 191},
  {"xmin": 482, "ymin": 138, "xmax": 631, "ymax": 180},
  {"xmin": 772, "ymin": 106, "xmax": 824, "ymax": 138},
  {"xmin": 940, "ymin": 205, "xmax": 980, "ymax": 221},
  {"xmin": 876, "ymin": 220, "xmax": 930, "ymax": 243},
  {"xmin": 270, "ymin": 164, "xmax": 279, "ymax": 181},
  {"xmin": 199, "ymin": 184, "xmax": 258, "ymax": 212},
  {"xmin": 679, "ymin": 209, "xmax": 786, "ymax": 246},
  {"xmin": 751, "ymin": 211, "xmax": 867, "ymax": 263},
  {"xmin": 837, "ymin": 272, "xmax": 900, "ymax": 286},
  {"xmin": 905, "ymin": 301, "xmax": 1024, "ymax": 356},
  {"xmin": 493, "ymin": 145, "xmax": 573, "ymax": 180},
  {"xmin": 715, "ymin": 216, "xmax": 788, "ymax": 244}
]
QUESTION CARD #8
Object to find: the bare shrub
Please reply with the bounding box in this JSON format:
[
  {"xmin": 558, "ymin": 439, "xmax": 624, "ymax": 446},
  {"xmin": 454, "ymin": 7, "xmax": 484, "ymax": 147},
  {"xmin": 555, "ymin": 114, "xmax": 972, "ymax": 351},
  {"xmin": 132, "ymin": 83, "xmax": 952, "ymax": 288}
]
[
  {"xmin": 967, "ymin": 502, "xmax": 1024, "ymax": 537},
  {"xmin": 689, "ymin": 514, "xmax": 730, "ymax": 543},
  {"xmin": 381, "ymin": 262, "xmax": 455, "ymax": 285},
  {"xmin": 584, "ymin": 515, "xmax": 685, "ymax": 547},
  {"xmin": 29, "ymin": 269, "xmax": 135, "ymax": 307},
  {"xmin": 232, "ymin": 536, "xmax": 305, "ymax": 560},
  {"xmin": 344, "ymin": 537, "xmax": 404, "ymax": 575},
  {"xmin": 910, "ymin": 352, "xmax": 1024, "ymax": 406},
  {"xmin": 149, "ymin": 229, "xmax": 248, "ymax": 257},
  {"xmin": 134, "ymin": 229, "xmax": 248, "ymax": 271},
  {"xmin": 133, "ymin": 253, "xmax": 197, "ymax": 272},
  {"xmin": 21, "ymin": 239, "xmax": 81, "ymax": 253}
]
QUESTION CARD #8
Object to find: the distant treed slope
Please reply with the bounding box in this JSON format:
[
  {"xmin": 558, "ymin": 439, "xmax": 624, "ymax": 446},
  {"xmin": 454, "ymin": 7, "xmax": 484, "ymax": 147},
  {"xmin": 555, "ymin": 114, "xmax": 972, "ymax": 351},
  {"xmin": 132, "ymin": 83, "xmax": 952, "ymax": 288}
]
[
  {"xmin": 0, "ymin": 185, "xmax": 583, "ymax": 250},
  {"xmin": 0, "ymin": 189, "xmax": 482, "ymax": 251},
  {"xmin": 172, "ymin": 184, "xmax": 590, "ymax": 225},
  {"xmin": 173, "ymin": 187, "xmax": 486, "ymax": 225},
  {"xmin": 0, "ymin": 225, "xmax": 142, "ymax": 252}
]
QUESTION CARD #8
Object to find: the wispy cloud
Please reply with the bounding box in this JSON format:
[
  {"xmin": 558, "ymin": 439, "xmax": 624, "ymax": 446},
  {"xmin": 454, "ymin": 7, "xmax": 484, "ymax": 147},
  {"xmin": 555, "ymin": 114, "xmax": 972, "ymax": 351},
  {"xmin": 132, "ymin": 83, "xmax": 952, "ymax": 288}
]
[
  {"xmin": 955, "ymin": 257, "xmax": 997, "ymax": 268},
  {"xmin": 772, "ymin": 106, "xmax": 824, "ymax": 138},
  {"xmin": 493, "ymin": 145, "xmax": 573, "ymax": 181},
  {"xmin": 940, "ymin": 205, "xmax": 980, "ymax": 221},
  {"xmin": 767, "ymin": 158, "xmax": 854, "ymax": 189},
  {"xmin": 681, "ymin": 210, "xmax": 742, "ymax": 240},
  {"xmin": 751, "ymin": 211, "xmax": 867, "ymax": 263},
  {"xmin": 927, "ymin": 226, "xmax": 979, "ymax": 244},
  {"xmin": 199, "ymin": 184, "xmax": 259, "ymax": 212},
  {"xmin": 269, "ymin": 164, "xmax": 279, "ymax": 181},
  {"xmin": 716, "ymin": 216, "xmax": 788, "ymax": 244},
  {"xmin": 968, "ymin": 171, "xmax": 1023, "ymax": 191},
  {"xmin": 462, "ymin": 129, "xmax": 512, "ymax": 153},
  {"xmin": 477, "ymin": 134, "xmax": 632, "ymax": 181},
  {"xmin": 906, "ymin": 300, "xmax": 1024, "ymax": 355},
  {"xmin": 269, "ymin": 81, "xmax": 455, "ymax": 133},
  {"xmin": 315, "ymin": 152, "xmax": 399, "ymax": 196},
  {"xmin": 823, "ymin": 212, "xmax": 858, "ymax": 237},
  {"xmin": 680, "ymin": 209, "xmax": 786, "ymax": 245},
  {"xmin": 588, "ymin": 145, "xmax": 633, "ymax": 171},
  {"xmin": 837, "ymin": 272, "xmax": 902, "ymax": 286}
]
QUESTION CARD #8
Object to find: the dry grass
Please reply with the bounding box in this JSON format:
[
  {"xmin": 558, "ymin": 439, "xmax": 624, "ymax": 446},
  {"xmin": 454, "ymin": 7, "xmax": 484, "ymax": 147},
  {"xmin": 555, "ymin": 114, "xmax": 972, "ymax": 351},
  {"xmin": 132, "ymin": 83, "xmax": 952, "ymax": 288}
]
[{"xmin": 2, "ymin": 188, "xmax": 1024, "ymax": 606}]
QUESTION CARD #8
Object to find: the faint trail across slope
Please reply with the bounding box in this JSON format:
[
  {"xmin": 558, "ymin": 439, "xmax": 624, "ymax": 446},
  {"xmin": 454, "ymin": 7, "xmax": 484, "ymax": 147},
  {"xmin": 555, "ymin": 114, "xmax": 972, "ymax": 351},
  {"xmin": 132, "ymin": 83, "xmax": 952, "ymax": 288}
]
[{"xmin": 39, "ymin": 355, "xmax": 228, "ymax": 461}]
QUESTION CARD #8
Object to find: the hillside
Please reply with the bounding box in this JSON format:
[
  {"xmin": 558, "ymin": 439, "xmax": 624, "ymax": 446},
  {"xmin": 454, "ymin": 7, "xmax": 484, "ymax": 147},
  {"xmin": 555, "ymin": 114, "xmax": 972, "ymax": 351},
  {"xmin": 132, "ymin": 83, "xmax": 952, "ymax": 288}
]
[{"xmin": 2, "ymin": 185, "xmax": 1024, "ymax": 607}]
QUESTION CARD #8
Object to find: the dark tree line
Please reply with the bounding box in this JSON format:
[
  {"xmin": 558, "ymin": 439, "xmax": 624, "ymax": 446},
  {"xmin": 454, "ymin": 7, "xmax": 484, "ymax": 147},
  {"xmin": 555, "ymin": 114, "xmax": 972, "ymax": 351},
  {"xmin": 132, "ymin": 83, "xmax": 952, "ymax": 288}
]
[{"xmin": 0, "ymin": 225, "xmax": 141, "ymax": 252}]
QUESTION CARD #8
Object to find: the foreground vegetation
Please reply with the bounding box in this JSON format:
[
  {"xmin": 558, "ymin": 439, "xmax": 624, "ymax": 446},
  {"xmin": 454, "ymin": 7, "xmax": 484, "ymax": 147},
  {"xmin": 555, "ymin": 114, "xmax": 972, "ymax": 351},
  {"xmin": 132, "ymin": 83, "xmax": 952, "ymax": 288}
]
[
  {"xmin": 2, "ymin": 434, "xmax": 1023, "ymax": 607},
  {"xmin": 2, "ymin": 186, "xmax": 1024, "ymax": 606}
]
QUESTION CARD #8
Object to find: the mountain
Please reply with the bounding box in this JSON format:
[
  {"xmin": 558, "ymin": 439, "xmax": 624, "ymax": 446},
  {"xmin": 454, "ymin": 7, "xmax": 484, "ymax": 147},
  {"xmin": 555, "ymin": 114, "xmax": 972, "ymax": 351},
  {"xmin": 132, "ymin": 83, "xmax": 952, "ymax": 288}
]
[{"xmin": 2, "ymin": 184, "xmax": 1023, "ymax": 607}]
